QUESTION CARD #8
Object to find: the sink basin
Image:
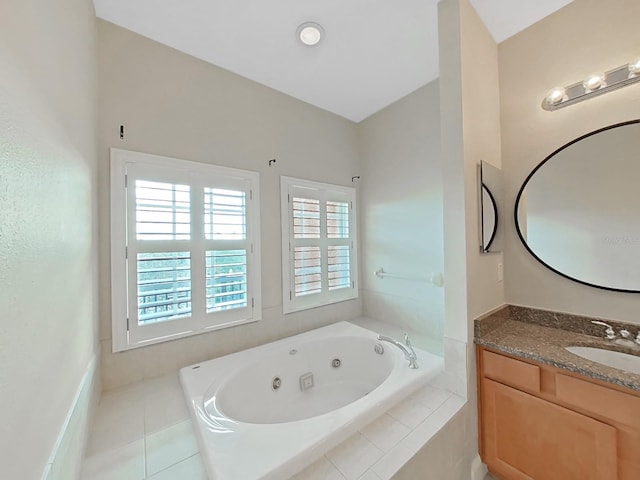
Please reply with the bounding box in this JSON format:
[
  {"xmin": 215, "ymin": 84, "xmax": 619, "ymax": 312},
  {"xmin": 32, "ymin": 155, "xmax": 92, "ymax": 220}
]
[{"xmin": 565, "ymin": 346, "xmax": 640, "ymax": 375}]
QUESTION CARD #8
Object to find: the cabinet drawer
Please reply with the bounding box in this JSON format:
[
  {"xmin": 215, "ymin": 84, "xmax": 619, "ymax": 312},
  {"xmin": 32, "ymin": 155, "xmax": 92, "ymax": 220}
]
[
  {"xmin": 482, "ymin": 350, "xmax": 541, "ymax": 393},
  {"xmin": 556, "ymin": 373, "xmax": 640, "ymax": 428}
]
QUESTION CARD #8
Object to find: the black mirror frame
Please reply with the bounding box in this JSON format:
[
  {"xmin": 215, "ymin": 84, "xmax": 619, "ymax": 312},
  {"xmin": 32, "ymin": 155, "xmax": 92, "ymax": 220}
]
[
  {"xmin": 481, "ymin": 183, "xmax": 498, "ymax": 253},
  {"xmin": 514, "ymin": 118, "xmax": 640, "ymax": 294}
]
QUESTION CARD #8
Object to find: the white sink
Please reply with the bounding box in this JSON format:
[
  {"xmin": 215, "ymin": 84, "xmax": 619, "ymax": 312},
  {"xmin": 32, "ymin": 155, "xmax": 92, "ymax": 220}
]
[{"xmin": 565, "ymin": 346, "xmax": 640, "ymax": 375}]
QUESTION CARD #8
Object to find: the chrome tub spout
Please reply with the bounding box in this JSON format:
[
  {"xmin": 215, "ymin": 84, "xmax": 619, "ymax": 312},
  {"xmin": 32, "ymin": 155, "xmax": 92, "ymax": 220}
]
[{"xmin": 377, "ymin": 334, "xmax": 419, "ymax": 369}]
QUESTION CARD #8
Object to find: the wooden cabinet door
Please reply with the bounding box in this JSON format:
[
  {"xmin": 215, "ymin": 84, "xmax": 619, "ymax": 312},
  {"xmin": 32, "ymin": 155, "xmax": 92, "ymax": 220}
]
[{"xmin": 482, "ymin": 378, "xmax": 618, "ymax": 480}]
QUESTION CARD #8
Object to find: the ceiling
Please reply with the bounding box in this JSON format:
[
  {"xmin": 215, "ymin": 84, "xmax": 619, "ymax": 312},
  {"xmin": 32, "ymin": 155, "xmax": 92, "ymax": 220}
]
[{"xmin": 93, "ymin": 0, "xmax": 572, "ymax": 122}]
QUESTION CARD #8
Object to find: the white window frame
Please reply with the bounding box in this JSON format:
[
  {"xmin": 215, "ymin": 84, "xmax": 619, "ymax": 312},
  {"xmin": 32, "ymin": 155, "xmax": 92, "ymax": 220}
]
[
  {"xmin": 280, "ymin": 176, "xmax": 358, "ymax": 314},
  {"xmin": 111, "ymin": 148, "xmax": 262, "ymax": 352}
]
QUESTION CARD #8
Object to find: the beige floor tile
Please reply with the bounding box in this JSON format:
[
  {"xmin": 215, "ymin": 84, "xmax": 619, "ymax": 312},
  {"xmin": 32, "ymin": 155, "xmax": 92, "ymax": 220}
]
[
  {"xmin": 86, "ymin": 385, "xmax": 145, "ymax": 455},
  {"xmin": 144, "ymin": 374, "xmax": 190, "ymax": 434},
  {"xmin": 145, "ymin": 420, "xmax": 199, "ymax": 477},
  {"xmin": 146, "ymin": 454, "xmax": 207, "ymax": 480},
  {"xmin": 81, "ymin": 439, "xmax": 145, "ymax": 480}
]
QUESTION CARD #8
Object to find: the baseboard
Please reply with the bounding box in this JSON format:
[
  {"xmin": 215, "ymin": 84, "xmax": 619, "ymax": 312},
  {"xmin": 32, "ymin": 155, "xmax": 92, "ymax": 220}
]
[
  {"xmin": 470, "ymin": 453, "xmax": 488, "ymax": 480},
  {"xmin": 41, "ymin": 352, "xmax": 101, "ymax": 480}
]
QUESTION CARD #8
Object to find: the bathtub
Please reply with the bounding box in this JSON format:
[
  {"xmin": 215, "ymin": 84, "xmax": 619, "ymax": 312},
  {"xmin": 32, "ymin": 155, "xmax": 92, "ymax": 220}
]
[{"xmin": 180, "ymin": 321, "xmax": 444, "ymax": 480}]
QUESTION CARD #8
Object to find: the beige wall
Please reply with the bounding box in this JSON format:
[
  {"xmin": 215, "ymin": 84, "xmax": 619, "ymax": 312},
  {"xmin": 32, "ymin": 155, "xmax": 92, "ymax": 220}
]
[
  {"xmin": 459, "ymin": 0, "xmax": 504, "ymax": 330},
  {"xmin": 0, "ymin": 0, "xmax": 99, "ymax": 478},
  {"xmin": 439, "ymin": 0, "xmax": 505, "ymax": 341},
  {"xmin": 500, "ymin": 0, "xmax": 640, "ymax": 323},
  {"xmin": 438, "ymin": 0, "xmax": 504, "ymax": 477},
  {"xmin": 97, "ymin": 20, "xmax": 362, "ymax": 390},
  {"xmin": 358, "ymin": 80, "xmax": 445, "ymax": 347}
]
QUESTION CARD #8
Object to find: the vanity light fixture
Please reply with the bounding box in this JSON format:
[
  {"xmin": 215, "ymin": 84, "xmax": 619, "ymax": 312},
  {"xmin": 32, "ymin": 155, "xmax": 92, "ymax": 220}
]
[
  {"xmin": 542, "ymin": 56, "xmax": 640, "ymax": 111},
  {"xmin": 296, "ymin": 22, "xmax": 324, "ymax": 46}
]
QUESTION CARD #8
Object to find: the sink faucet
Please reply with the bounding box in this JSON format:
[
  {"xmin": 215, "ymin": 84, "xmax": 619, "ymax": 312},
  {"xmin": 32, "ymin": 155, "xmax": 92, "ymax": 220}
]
[
  {"xmin": 592, "ymin": 320, "xmax": 640, "ymax": 347},
  {"xmin": 591, "ymin": 321, "xmax": 616, "ymax": 340},
  {"xmin": 377, "ymin": 333, "xmax": 419, "ymax": 369}
]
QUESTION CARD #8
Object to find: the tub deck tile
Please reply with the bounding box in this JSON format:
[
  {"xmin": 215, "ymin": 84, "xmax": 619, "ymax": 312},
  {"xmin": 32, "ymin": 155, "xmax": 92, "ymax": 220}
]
[
  {"xmin": 289, "ymin": 456, "xmax": 347, "ymax": 480},
  {"xmin": 370, "ymin": 442, "xmax": 415, "ymax": 479},
  {"xmin": 82, "ymin": 373, "xmax": 466, "ymax": 479},
  {"xmin": 359, "ymin": 413, "xmax": 411, "ymax": 453},
  {"xmin": 326, "ymin": 432, "xmax": 385, "ymax": 480},
  {"xmin": 300, "ymin": 387, "xmax": 465, "ymax": 480}
]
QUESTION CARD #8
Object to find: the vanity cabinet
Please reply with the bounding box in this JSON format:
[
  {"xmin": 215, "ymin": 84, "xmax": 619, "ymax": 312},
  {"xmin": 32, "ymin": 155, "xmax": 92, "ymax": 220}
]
[{"xmin": 478, "ymin": 347, "xmax": 640, "ymax": 480}]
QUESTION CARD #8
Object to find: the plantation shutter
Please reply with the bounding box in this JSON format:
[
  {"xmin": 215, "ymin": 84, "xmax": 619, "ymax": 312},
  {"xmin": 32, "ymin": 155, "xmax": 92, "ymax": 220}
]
[
  {"xmin": 111, "ymin": 149, "xmax": 261, "ymax": 352},
  {"xmin": 281, "ymin": 177, "xmax": 358, "ymax": 313}
]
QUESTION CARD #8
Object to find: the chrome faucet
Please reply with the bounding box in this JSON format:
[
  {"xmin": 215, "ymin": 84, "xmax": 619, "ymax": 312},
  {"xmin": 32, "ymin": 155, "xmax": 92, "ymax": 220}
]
[
  {"xmin": 592, "ymin": 320, "xmax": 640, "ymax": 347},
  {"xmin": 591, "ymin": 321, "xmax": 616, "ymax": 340},
  {"xmin": 377, "ymin": 333, "xmax": 419, "ymax": 369}
]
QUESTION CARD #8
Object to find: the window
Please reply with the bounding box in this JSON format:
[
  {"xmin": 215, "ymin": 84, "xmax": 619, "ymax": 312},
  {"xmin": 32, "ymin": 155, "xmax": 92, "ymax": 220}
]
[
  {"xmin": 280, "ymin": 176, "xmax": 358, "ymax": 313},
  {"xmin": 111, "ymin": 148, "xmax": 261, "ymax": 352}
]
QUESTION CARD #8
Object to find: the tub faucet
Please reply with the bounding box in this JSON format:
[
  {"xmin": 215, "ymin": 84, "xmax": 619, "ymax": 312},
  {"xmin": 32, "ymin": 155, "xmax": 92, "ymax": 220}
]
[{"xmin": 377, "ymin": 333, "xmax": 419, "ymax": 369}]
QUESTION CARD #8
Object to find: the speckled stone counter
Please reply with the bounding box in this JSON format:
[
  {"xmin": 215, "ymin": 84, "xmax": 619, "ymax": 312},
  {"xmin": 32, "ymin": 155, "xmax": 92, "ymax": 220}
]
[{"xmin": 474, "ymin": 305, "xmax": 640, "ymax": 392}]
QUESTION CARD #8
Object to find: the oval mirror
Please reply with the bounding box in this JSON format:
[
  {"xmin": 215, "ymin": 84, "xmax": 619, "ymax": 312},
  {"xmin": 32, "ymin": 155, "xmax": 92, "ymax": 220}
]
[{"xmin": 515, "ymin": 119, "xmax": 640, "ymax": 293}]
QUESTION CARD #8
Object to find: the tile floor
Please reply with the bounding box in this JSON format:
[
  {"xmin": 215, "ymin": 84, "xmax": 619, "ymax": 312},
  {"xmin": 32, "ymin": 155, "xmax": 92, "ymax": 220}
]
[
  {"xmin": 290, "ymin": 387, "xmax": 465, "ymax": 480},
  {"xmin": 81, "ymin": 374, "xmax": 205, "ymax": 479},
  {"xmin": 81, "ymin": 373, "xmax": 466, "ymax": 480}
]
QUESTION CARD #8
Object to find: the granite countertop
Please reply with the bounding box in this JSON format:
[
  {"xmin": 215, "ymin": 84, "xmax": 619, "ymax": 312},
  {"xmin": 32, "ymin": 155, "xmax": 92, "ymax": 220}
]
[{"xmin": 474, "ymin": 305, "xmax": 640, "ymax": 392}]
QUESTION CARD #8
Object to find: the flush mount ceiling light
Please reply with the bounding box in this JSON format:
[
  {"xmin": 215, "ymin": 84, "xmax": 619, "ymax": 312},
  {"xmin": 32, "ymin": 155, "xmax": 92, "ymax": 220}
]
[
  {"xmin": 296, "ymin": 22, "xmax": 324, "ymax": 46},
  {"xmin": 542, "ymin": 56, "xmax": 640, "ymax": 111}
]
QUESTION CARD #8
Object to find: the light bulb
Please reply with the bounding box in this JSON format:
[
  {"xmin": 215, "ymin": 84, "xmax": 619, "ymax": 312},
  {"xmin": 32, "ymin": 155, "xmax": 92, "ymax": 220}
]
[
  {"xmin": 545, "ymin": 87, "xmax": 566, "ymax": 106},
  {"xmin": 582, "ymin": 73, "xmax": 605, "ymax": 92},
  {"xmin": 628, "ymin": 58, "xmax": 640, "ymax": 76},
  {"xmin": 297, "ymin": 22, "xmax": 324, "ymax": 46}
]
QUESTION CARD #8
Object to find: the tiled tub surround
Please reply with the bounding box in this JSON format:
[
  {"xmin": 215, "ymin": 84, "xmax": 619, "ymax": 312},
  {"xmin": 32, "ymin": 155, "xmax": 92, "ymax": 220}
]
[
  {"xmin": 81, "ymin": 372, "xmax": 465, "ymax": 479},
  {"xmin": 475, "ymin": 305, "xmax": 640, "ymax": 391},
  {"xmin": 82, "ymin": 318, "xmax": 468, "ymax": 479},
  {"xmin": 180, "ymin": 322, "xmax": 444, "ymax": 479}
]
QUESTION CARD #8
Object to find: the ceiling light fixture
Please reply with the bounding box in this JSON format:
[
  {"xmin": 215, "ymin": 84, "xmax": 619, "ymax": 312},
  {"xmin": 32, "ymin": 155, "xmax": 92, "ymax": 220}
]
[
  {"xmin": 542, "ymin": 56, "xmax": 640, "ymax": 111},
  {"xmin": 297, "ymin": 22, "xmax": 324, "ymax": 46}
]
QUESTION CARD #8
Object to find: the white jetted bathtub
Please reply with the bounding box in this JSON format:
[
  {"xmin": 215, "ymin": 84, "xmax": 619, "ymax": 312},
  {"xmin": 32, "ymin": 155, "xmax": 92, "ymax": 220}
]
[{"xmin": 180, "ymin": 321, "xmax": 444, "ymax": 480}]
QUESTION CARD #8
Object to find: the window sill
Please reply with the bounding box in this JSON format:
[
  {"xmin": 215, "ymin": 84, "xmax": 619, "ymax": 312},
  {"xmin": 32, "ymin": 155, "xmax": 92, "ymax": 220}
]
[
  {"xmin": 283, "ymin": 293, "xmax": 358, "ymax": 315},
  {"xmin": 112, "ymin": 317, "xmax": 260, "ymax": 353}
]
